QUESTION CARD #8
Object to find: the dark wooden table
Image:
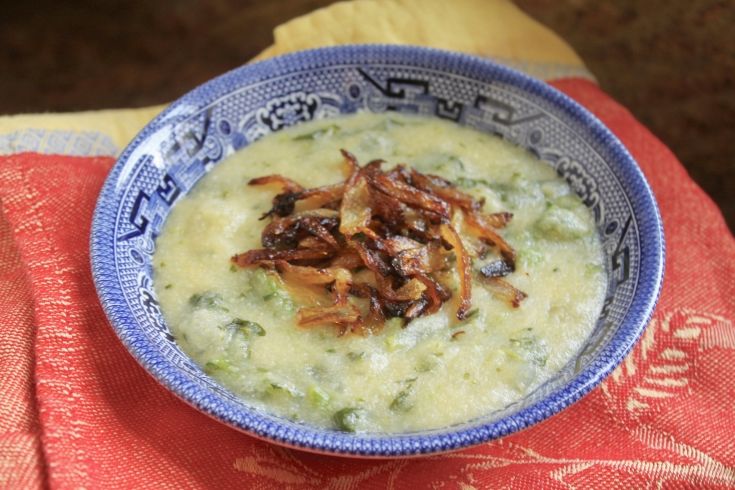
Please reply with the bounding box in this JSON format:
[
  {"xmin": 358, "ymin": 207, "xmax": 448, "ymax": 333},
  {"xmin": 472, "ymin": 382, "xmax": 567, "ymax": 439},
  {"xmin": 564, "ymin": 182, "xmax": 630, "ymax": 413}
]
[{"xmin": 2, "ymin": 0, "xmax": 732, "ymax": 230}]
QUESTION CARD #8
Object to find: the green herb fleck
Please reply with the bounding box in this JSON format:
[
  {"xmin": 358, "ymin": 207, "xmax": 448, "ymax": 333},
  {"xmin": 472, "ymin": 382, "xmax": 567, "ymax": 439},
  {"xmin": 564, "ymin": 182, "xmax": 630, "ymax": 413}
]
[
  {"xmin": 347, "ymin": 351, "xmax": 365, "ymax": 362},
  {"xmin": 204, "ymin": 358, "xmax": 230, "ymax": 375},
  {"xmin": 389, "ymin": 390, "xmax": 413, "ymax": 412},
  {"xmin": 265, "ymin": 382, "xmax": 301, "ymax": 399},
  {"xmin": 333, "ymin": 407, "xmax": 365, "ymax": 432},
  {"xmin": 389, "ymin": 378, "xmax": 417, "ymax": 412},
  {"xmin": 251, "ymin": 269, "xmax": 278, "ymax": 297},
  {"xmin": 164, "ymin": 284, "xmax": 173, "ymax": 290},
  {"xmin": 307, "ymin": 385, "xmax": 330, "ymax": 408},
  {"xmin": 225, "ymin": 318, "xmax": 266, "ymax": 337},
  {"xmin": 189, "ymin": 291, "xmax": 228, "ymax": 311},
  {"xmin": 248, "ymin": 269, "xmax": 294, "ymax": 313}
]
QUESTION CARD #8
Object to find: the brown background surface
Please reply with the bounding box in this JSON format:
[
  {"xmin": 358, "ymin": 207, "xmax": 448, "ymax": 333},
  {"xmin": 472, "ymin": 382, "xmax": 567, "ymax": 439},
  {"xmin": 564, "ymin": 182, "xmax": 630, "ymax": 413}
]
[{"xmin": 2, "ymin": 0, "xmax": 733, "ymax": 229}]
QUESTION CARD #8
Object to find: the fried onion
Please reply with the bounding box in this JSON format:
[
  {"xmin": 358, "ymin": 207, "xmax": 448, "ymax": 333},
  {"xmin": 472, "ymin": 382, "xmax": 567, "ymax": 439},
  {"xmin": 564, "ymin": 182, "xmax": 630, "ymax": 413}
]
[{"xmin": 232, "ymin": 148, "xmax": 524, "ymax": 334}]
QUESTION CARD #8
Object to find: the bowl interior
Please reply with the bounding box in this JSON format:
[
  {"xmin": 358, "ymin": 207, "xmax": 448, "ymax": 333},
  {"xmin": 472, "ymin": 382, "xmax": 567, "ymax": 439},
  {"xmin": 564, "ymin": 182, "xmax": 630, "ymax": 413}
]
[{"xmin": 91, "ymin": 45, "xmax": 664, "ymax": 456}]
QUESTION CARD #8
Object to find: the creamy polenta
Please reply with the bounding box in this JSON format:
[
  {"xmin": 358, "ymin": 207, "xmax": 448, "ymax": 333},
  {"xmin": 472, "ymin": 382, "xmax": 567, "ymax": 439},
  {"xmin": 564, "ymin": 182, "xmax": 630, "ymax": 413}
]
[{"xmin": 153, "ymin": 112, "xmax": 606, "ymax": 433}]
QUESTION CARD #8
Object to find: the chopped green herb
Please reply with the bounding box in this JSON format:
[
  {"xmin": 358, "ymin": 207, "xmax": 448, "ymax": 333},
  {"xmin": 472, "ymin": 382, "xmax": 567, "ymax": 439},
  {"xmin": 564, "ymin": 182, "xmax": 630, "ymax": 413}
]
[
  {"xmin": 204, "ymin": 358, "xmax": 230, "ymax": 375},
  {"xmin": 333, "ymin": 407, "xmax": 365, "ymax": 432},
  {"xmin": 389, "ymin": 379, "xmax": 417, "ymax": 413},
  {"xmin": 389, "ymin": 390, "xmax": 413, "ymax": 412},
  {"xmin": 224, "ymin": 318, "xmax": 266, "ymax": 337},
  {"xmin": 251, "ymin": 269, "xmax": 278, "ymax": 297},
  {"xmin": 307, "ymin": 385, "xmax": 330, "ymax": 408},
  {"xmin": 229, "ymin": 264, "xmax": 238, "ymax": 273},
  {"xmin": 266, "ymin": 382, "xmax": 301, "ymax": 399},
  {"xmin": 325, "ymin": 348, "xmax": 337, "ymax": 354},
  {"xmin": 189, "ymin": 291, "xmax": 228, "ymax": 311},
  {"xmin": 164, "ymin": 284, "xmax": 173, "ymax": 290},
  {"xmin": 346, "ymin": 351, "xmax": 365, "ymax": 361},
  {"xmin": 248, "ymin": 269, "xmax": 294, "ymax": 313}
]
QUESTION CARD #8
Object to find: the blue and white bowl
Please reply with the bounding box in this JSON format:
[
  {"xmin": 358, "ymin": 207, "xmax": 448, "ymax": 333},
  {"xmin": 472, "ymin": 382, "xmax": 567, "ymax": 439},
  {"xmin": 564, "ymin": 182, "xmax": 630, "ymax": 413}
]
[{"xmin": 91, "ymin": 45, "xmax": 665, "ymax": 457}]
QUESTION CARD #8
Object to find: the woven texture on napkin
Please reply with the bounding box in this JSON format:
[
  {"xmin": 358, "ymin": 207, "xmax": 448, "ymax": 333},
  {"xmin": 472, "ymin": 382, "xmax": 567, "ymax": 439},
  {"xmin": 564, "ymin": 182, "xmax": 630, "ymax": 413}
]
[{"xmin": 1, "ymin": 78, "xmax": 733, "ymax": 489}]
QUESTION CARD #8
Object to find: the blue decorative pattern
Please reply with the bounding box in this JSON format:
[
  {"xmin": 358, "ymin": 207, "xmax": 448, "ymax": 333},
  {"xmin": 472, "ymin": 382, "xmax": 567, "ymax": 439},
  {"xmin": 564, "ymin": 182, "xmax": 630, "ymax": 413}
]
[
  {"xmin": 90, "ymin": 45, "xmax": 664, "ymax": 457},
  {"xmin": 0, "ymin": 129, "xmax": 118, "ymax": 157}
]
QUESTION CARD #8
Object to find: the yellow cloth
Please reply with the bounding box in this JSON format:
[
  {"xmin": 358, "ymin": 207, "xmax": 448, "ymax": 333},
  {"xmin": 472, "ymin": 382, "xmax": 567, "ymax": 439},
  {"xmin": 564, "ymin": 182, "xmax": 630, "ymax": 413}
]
[
  {"xmin": 255, "ymin": 0, "xmax": 583, "ymax": 65},
  {"xmin": 0, "ymin": 0, "xmax": 588, "ymax": 154}
]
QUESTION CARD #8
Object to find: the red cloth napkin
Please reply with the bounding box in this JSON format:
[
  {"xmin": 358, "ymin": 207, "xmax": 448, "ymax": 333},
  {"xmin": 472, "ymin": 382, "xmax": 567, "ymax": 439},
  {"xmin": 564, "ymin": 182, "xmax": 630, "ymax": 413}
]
[{"xmin": 1, "ymin": 79, "xmax": 733, "ymax": 489}]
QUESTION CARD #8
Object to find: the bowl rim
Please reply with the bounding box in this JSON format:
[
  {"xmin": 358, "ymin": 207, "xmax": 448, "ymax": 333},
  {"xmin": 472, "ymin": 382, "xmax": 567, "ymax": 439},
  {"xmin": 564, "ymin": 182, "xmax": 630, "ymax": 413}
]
[{"xmin": 90, "ymin": 43, "xmax": 665, "ymax": 457}]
